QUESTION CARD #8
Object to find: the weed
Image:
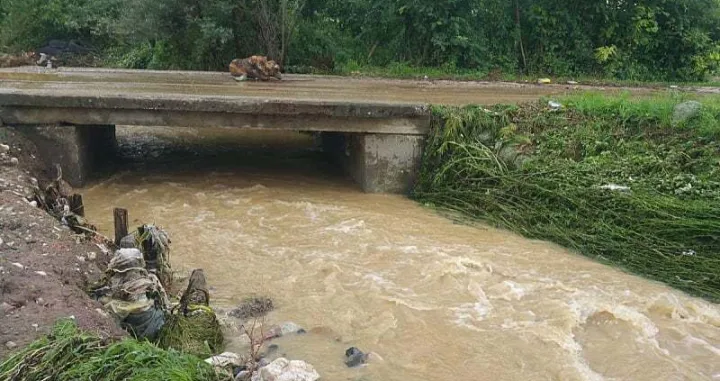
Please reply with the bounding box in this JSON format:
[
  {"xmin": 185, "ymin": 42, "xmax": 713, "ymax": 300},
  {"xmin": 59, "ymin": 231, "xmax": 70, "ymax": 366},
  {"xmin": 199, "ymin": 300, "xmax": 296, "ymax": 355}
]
[
  {"xmin": 414, "ymin": 93, "xmax": 720, "ymax": 301},
  {"xmin": 0, "ymin": 319, "xmax": 227, "ymax": 381}
]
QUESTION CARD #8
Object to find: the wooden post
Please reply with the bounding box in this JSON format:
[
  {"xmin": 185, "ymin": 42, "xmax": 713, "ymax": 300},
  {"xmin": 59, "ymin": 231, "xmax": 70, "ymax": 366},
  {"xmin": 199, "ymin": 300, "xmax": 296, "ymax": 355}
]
[
  {"xmin": 113, "ymin": 208, "xmax": 128, "ymax": 245},
  {"xmin": 69, "ymin": 194, "xmax": 84, "ymax": 217}
]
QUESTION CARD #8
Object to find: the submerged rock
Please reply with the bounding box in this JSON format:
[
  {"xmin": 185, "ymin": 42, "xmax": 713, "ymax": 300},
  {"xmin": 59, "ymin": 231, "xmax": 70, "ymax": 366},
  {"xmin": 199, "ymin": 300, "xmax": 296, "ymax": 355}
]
[
  {"xmin": 229, "ymin": 297, "xmax": 274, "ymax": 319},
  {"xmin": 344, "ymin": 347, "xmax": 367, "ymax": 368},
  {"xmin": 251, "ymin": 357, "xmax": 319, "ymax": 381},
  {"xmin": 264, "ymin": 321, "xmax": 304, "ymax": 340}
]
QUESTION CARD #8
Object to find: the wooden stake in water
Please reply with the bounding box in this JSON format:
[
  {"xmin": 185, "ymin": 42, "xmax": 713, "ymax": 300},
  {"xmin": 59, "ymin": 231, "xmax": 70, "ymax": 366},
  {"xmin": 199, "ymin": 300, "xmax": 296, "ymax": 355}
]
[
  {"xmin": 69, "ymin": 194, "xmax": 84, "ymax": 217},
  {"xmin": 114, "ymin": 207, "xmax": 128, "ymax": 245}
]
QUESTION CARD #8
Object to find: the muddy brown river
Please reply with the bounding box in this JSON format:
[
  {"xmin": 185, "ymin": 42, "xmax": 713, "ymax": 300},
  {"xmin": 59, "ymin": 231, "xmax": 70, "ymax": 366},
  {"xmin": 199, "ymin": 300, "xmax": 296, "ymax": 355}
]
[{"xmin": 82, "ymin": 126, "xmax": 719, "ymax": 381}]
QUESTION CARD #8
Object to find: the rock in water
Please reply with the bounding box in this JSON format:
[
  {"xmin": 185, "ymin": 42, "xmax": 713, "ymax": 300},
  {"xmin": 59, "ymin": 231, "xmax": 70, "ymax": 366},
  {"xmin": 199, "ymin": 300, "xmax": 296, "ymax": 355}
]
[
  {"xmin": 280, "ymin": 322, "xmax": 302, "ymax": 335},
  {"xmin": 251, "ymin": 358, "xmax": 319, "ymax": 381},
  {"xmin": 344, "ymin": 347, "xmax": 367, "ymax": 367},
  {"xmin": 229, "ymin": 297, "xmax": 274, "ymax": 319},
  {"xmin": 672, "ymin": 101, "xmax": 702, "ymax": 126},
  {"xmin": 263, "ymin": 322, "xmax": 304, "ymax": 340}
]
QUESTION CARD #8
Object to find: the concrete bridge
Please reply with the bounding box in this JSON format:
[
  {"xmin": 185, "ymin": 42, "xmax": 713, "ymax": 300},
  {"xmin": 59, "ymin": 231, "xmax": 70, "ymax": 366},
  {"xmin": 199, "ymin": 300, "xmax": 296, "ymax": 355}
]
[{"xmin": 0, "ymin": 67, "xmax": 573, "ymax": 193}]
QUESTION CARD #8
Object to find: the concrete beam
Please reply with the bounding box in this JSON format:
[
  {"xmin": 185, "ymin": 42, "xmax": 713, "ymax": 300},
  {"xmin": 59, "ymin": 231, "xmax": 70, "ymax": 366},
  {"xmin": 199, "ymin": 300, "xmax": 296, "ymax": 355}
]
[
  {"xmin": 1, "ymin": 107, "xmax": 428, "ymax": 135},
  {"xmin": 0, "ymin": 91, "xmax": 431, "ymax": 135},
  {"xmin": 16, "ymin": 124, "xmax": 116, "ymax": 187},
  {"xmin": 323, "ymin": 132, "xmax": 425, "ymax": 194}
]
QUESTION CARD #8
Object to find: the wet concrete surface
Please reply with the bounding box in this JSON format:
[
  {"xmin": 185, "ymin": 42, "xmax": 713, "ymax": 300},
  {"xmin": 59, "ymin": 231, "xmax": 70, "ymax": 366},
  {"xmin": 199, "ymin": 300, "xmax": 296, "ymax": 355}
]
[{"xmin": 0, "ymin": 66, "xmax": 657, "ymax": 106}]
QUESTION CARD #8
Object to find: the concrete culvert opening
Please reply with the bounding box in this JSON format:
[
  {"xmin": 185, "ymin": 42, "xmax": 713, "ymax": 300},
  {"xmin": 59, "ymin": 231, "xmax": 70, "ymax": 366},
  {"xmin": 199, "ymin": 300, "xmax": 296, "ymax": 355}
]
[
  {"xmin": 112, "ymin": 126, "xmax": 346, "ymax": 187},
  {"xmin": 104, "ymin": 125, "xmax": 423, "ymax": 194}
]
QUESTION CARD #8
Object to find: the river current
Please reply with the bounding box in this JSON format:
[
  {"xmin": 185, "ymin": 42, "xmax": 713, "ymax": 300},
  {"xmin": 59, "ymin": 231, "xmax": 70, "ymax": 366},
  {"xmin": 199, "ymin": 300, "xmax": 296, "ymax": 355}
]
[{"xmin": 82, "ymin": 126, "xmax": 719, "ymax": 381}]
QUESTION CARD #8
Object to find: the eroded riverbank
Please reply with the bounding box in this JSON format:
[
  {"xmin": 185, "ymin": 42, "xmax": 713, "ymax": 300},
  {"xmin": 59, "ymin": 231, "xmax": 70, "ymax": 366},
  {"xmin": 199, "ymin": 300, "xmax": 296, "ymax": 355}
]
[
  {"xmin": 0, "ymin": 127, "xmax": 124, "ymax": 359},
  {"xmin": 80, "ymin": 126, "xmax": 720, "ymax": 381}
]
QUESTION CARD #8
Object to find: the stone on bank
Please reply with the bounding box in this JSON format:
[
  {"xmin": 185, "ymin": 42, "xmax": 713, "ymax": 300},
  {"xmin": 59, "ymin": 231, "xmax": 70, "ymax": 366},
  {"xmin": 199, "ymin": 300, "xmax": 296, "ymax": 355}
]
[{"xmin": 251, "ymin": 357, "xmax": 320, "ymax": 381}]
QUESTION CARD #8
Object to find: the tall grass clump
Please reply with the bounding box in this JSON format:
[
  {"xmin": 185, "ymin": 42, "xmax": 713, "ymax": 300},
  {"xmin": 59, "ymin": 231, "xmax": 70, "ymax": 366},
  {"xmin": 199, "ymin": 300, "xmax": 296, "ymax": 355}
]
[
  {"xmin": 413, "ymin": 93, "xmax": 720, "ymax": 301},
  {"xmin": 0, "ymin": 319, "xmax": 226, "ymax": 381}
]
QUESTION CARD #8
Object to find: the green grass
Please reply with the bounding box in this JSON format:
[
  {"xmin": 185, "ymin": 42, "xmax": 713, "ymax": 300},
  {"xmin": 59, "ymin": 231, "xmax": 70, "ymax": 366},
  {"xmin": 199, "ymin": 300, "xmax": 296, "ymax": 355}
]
[
  {"xmin": 0, "ymin": 319, "xmax": 228, "ymax": 381},
  {"xmin": 413, "ymin": 92, "xmax": 720, "ymax": 301},
  {"xmin": 157, "ymin": 307, "xmax": 224, "ymax": 358},
  {"xmin": 289, "ymin": 61, "xmax": 720, "ymax": 88}
]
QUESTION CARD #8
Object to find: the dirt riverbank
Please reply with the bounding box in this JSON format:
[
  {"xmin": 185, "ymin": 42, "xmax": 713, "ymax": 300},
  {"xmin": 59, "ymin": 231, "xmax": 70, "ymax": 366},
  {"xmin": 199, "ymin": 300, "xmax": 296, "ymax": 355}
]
[{"xmin": 0, "ymin": 126, "xmax": 124, "ymax": 359}]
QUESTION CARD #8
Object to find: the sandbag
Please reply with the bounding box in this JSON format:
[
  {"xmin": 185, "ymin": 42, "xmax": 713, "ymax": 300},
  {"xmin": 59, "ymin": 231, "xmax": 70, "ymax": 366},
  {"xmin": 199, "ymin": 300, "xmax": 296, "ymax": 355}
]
[{"xmin": 122, "ymin": 307, "xmax": 166, "ymax": 342}]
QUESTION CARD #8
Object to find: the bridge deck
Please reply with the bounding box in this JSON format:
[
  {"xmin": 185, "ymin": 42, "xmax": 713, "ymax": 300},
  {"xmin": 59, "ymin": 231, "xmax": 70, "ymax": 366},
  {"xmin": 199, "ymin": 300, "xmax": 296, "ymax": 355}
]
[{"xmin": 0, "ymin": 67, "xmax": 629, "ymax": 134}]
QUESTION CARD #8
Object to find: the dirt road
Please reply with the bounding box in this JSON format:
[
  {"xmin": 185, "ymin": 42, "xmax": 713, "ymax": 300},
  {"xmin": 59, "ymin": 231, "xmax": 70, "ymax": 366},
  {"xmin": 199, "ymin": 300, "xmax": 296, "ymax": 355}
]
[{"xmin": 0, "ymin": 66, "xmax": 661, "ymax": 106}]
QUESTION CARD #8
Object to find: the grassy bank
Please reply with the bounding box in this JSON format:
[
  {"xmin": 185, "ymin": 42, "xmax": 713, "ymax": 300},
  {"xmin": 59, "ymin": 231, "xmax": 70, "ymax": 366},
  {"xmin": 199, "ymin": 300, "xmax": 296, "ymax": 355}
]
[
  {"xmin": 289, "ymin": 62, "xmax": 720, "ymax": 88},
  {"xmin": 413, "ymin": 93, "xmax": 720, "ymax": 302},
  {"xmin": 0, "ymin": 319, "xmax": 225, "ymax": 381}
]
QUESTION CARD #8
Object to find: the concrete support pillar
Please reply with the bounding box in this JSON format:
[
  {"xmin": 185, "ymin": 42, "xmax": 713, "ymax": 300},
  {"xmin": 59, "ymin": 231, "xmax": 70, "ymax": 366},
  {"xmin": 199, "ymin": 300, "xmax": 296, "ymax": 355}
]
[
  {"xmin": 321, "ymin": 132, "xmax": 424, "ymax": 194},
  {"xmin": 16, "ymin": 124, "xmax": 117, "ymax": 187}
]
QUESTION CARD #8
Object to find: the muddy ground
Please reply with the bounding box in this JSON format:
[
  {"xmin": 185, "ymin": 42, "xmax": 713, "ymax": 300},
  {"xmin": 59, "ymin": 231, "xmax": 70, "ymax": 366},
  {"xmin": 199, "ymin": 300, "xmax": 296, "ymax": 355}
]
[{"xmin": 0, "ymin": 127, "xmax": 124, "ymax": 359}]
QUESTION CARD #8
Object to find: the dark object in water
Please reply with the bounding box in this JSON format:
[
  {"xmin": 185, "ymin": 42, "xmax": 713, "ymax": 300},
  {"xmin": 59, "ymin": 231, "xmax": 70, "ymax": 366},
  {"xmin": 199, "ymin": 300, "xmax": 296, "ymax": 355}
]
[
  {"xmin": 229, "ymin": 296, "xmax": 274, "ymax": 319},
  {"xmin": 344, "ymin": 347, "xmax": 367, "ymax": 368}
]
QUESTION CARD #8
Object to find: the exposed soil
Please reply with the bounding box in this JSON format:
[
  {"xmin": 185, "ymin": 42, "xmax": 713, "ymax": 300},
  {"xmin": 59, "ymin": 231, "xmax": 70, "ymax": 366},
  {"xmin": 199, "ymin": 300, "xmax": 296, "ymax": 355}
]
[{"xmin": 0, "ymin": 126, "xmax": 125, "ymax": 359}]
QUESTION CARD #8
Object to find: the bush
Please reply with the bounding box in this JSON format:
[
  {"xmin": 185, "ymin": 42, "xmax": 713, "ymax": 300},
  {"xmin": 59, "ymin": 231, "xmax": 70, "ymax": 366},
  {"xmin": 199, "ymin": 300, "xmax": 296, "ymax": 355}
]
[{"xmin": 0, "ymin": 0, "xmax": 719, "ymax": 80}]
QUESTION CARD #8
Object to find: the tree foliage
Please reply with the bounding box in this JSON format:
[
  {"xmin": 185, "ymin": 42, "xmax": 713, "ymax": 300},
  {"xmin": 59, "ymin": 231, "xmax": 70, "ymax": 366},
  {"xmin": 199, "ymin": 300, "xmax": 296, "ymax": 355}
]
[{"xmin": 1, "ymin": 0, "xmax": 719, "ymax": 80}]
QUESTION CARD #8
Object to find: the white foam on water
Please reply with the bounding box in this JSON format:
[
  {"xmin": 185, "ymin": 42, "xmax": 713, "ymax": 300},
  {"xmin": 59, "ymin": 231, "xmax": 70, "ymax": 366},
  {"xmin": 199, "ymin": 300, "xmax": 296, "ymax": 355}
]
[
  {"xmin": 193, "ymin": 210, "xmax": 216, "ymax": 223},
  {"xmin": 450, "ymin": 281, "xmax": 494, "ymax": 328},
  {"xmin": 398, "ymin": 245, "xmax": 419, "ymax": 254},
  {"xmin": 683, "ymin": 335, "xmax": 720, "ymax": 357},
  {"xmin": 274, "ymin": 200, "xmax": 344, "ymax": 222},
  {"xmin": 486, "ymin": 280, "xmax": 527, "ymax": 301},
  {"xmin": 568, "ymin": 297, "xmax": 661, "ymax": 341},
  {"xmin": 646, "ymin": 293, "xmax": 720, "ymax": 326},
  {"xmin": 225, "ymin": 198, "xmax": 251, "ymax": 206},
  {"xmin": 324, "ymin": 218, "xmax": 368, "ymax": 234},
  {"xmin": 381, "ymin": 296, "xmax": 438, "ymax": 311},
  {"xmin": 240, "ymin": 184, "xmax": 267, "ymax": 193},
  {"xmin": 246, "ymin": 205, "xmax": 266, "ymax": 216}
]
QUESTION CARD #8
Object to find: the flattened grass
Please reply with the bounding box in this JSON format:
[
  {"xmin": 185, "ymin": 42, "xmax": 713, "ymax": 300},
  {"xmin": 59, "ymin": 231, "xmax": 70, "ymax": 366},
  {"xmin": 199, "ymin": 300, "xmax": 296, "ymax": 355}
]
[{"xmin": 414, "ymin": 93, "xmax": 720, "ymax": 301}]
